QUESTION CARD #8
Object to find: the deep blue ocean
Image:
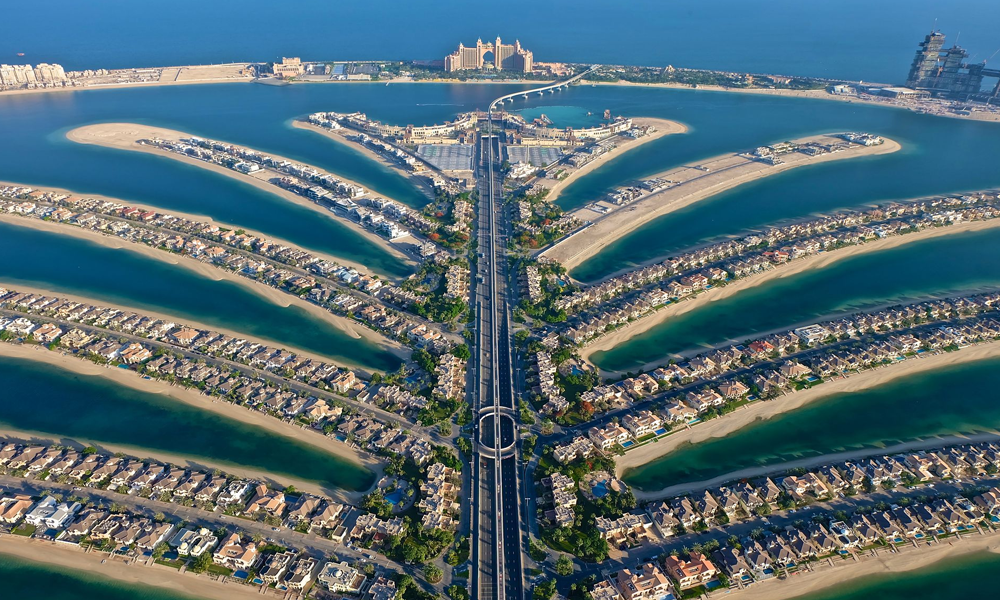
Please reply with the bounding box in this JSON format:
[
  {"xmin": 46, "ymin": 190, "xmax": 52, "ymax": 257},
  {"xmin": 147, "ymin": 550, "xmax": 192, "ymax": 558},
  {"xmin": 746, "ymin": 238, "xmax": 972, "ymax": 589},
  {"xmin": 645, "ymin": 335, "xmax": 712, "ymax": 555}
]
[{"xmin": 3, "ymin": 0, "xmax": 1000, "ymax": 83}]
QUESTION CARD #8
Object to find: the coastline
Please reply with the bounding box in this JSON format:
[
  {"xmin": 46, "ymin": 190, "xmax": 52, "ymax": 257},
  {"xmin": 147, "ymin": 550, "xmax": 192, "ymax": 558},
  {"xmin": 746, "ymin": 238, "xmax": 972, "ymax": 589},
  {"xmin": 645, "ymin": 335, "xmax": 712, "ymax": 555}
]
[
  {"xmin": 0, "ymin": 278, "xmax": 397, "ymax": 373},
  {"xmin": 0, "ymin": 342, "xmax": 380, "ymax": 498},
  {"xmin": 543, "ymin": 135, "xmax": 902, "ymax": 271},
  {"xmin": 0, "ymin": 178, "xmax": 379, "ymax": 276},
  {"xmin": 64, "ymin": 123, "xmax": 417, "ymax": 268},
  {"xmin": 291, "ymin": 120, "xmax": 437, "ymax": 203},
  {"xmin": 632, "ymin": 432, "xmax": 1000, "ymax": 501},
  {"xmin": 729, "ymin": 537, "xmax": 1000, "ymax": 600},
  {"xmin": 614, "ymin": 340, "xmax": 1000, "ymax": 477},
  {"xmin": 581, "ymin": 218, "xmax": 1000, "ymax": 373},
  {"xmin": 0, "ymin": 535, "xmax": 274, "ymax": 600},
  {"xmin": 0, "ymin": 425, "xmax": 335, "ymax": 500},
  {"xmin": 541, "ymin": 117, "xmax": 689, "ymax": 204},
  {"xmin": 0, "ymin": 213, "xmax": 408, "ymax": 367}
]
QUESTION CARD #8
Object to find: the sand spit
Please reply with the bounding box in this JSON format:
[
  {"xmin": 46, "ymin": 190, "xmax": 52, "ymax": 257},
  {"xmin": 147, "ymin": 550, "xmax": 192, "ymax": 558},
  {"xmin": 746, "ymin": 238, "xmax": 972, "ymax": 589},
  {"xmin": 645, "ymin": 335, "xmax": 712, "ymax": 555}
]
[
  {"xmin": 615, "ymin": 341, "xmax": 1000, "ymax": 477},
  {"xmin": 0, "ymin": 213, "xmax": 407, "ymax": 368},
  {"xmin": 582, "ymin": 218, "xmax": 1000, "ymax": 374},
  {"xmin": 0, "ymin": 342, "xmax": 378, "ymax": 500},
  {"xmin": 543, "ymin": 134, "xmax": 901, "ymax": 271},
  {"xmin": 0, "ymin": 535, "xmax": 276, "ymax": 600},
  {"xmin": 541, "ymin": 117, "xmax": 689, "ymax": 204},
  {"xmin": 65, "ymin": 123, "xmax": 415, "ymax": 268}
]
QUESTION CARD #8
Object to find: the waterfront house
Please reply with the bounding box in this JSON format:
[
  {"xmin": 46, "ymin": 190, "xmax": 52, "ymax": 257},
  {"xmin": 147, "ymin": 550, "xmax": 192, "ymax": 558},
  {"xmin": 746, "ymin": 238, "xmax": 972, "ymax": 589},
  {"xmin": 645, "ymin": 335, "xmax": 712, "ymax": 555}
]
[
  {"xmin": 261, "ymin": 550, "xmax": 296, "ymax": 584},
  {"xmin": 716, "ymin": 546, "xmax": 752, "ymax": 582},
  {"xmin": 169, "ymin": 527, "xmax": 218, "ymax": 557},
  {"xmin": 743, "ymin": 540, "xmax": 773, "ymax": 578},
  {"xmin": 244, "ymin": 484, "xmax": 286, "ymax": 517},
  {"xmin": 0, "ymin": 494, "xmax": 35, "ymax": 523},
  {"xmin": 284, "ymin": 555, "xmax": 317, "ymax": 590},
  {"xmin": 214, "ymin": 532, "xmax": 260, "ymax": 570},
  {"xmin": 663, "ymin": 552, "xmax": 718, "ymax": 590},
  {"xmin": 134, "ymin": 521, "xmax": 175, "ymax": 552}
]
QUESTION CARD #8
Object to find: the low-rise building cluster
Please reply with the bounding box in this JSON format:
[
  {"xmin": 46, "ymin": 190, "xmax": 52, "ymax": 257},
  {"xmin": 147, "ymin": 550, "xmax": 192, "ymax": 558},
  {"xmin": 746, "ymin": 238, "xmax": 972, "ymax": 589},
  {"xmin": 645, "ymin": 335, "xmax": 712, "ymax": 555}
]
[
  {"xmin": 533, "ymin": 351, "xmax": 568, "ymax": 415},
  {"xmin": 0, "ymin": 441, "xmax": 347, "ymax": 539},
  {"xmin": 0, "ymin": 186, "xmax": 454, "ymax": 345},
  {"xmin": 417, "ymin": 462, "xmax": 461, "ymax": 531},
  {"xmin": 648, "ymin": 440, "xmax": 1000, "ymax": 540},
  {"xmin": 554, "ymin": 191, "xmax": 1000, "ymax": 318},
  {"xmin": 432, "ymin": 353, "xmax": 466, "ymax": 400},
  {"xmin": 543, "ymin": 291, "xmax": 1000, "ymax": 436}
]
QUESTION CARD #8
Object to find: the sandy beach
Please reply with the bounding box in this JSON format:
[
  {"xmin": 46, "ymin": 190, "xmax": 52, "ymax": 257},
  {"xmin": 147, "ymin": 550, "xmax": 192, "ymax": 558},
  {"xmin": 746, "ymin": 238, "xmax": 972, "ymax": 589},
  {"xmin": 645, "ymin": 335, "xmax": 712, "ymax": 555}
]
[
  {"xmin": 291, "ymin": 120, "xmax": 437, "ymax": 201},
  {"xmin": 540, "ymin": 117, "xmax": 688, "ymax": 203},
  {"xmin": 0, "ymin": 278, "xmax": 398, "ymax": 374},
  {"xmin": 581, "ymin": 218, "xmax": 1000, "ymax": 373},
  {"xmin": 542, "ymin": 134, "xmax": 901, "ymax": 271},
  {"xmin": 0, "ymin": 178, "xmax": 379, "ymax": 277},
  {"xmin": 614, "ymin": 340, "xmax": 1000, "ymax": 477},
  {"xmin": 0, "ymin": 213, "xmax": 408, "ymax": 368},
  {"xmin": 633, "ymin": 432, "xmax": 1000, "ymax": 501},
  {"xmin": 729, "ymin": 535, "xmax": 1000, "ymax": 600},
  {"xmin": 0, "ymin": 342, "xmax": 379, "ymax": 499},
  {"xmin": 0, "ymin": 424, "xmax": 336, "ymax": 500},
  {"xmin": 0, "ymin": 535, "xmax": 276, "ymax": 600},
  {"xmin": 65, "ymin": 123, "xmax": 416, "ymax": 268}
]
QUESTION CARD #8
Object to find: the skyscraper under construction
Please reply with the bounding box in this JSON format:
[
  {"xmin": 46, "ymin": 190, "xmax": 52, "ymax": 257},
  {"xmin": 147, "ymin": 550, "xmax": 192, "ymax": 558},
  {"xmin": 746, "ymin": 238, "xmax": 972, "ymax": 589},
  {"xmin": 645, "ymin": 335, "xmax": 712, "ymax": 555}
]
[{"xmin": 905, "ymin": 31, "xmax": 990, "ymax": 98}]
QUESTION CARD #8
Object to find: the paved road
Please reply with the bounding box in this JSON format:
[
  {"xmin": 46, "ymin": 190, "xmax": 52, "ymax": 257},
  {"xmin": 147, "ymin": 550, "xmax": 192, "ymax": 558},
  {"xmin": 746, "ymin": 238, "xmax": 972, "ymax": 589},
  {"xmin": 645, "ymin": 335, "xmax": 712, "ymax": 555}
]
[
  {"xmin": 575, "ymin": 476, "xmax": 1000, "ymax": 582},
  {"xmin": 0, "ymin": 308, "xmax": 450, "ymax": 448},
  {"xmin": 472, "ymin": 115, "xmax": 525, "ymax": 600}
]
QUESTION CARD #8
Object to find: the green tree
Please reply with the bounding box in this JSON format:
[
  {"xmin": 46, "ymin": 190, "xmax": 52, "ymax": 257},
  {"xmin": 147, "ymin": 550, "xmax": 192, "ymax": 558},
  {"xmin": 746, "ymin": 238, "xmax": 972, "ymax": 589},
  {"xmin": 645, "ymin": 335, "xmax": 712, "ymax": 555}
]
[
  {"xmin": 424, "ymin": 563, "xmax": 443, "ymax": 583},
  {"xmin": 189, "ymin": 551, "xmax": 213, "ymax": 573},
  {"xmin": 533, "ymin": 579, "xmax": 557, "ymax": 600},
  {"xmin": 555, "ymin": 554, "xmax": 574, "ymax": 576}
]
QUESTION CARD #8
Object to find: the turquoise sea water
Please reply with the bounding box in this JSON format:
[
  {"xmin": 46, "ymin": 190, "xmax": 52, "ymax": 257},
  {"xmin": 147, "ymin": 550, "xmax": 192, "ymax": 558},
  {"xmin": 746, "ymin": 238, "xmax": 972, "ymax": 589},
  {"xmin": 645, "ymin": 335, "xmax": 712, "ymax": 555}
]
[
  {"xmin": 0, "ymin": 554, "xmax": 201, "ymax": 600},
  {"xmin": 558, "ymin": 86, "xmax": 1000, "ymax": 282},
  {"xmin": 0, "ymin": 220, "xmax": 401, "ymax": 373},
  {"xmin": 0, "ymin": 355, "xmax": 374, "ymax": 492},
  {"xmin": 789, "ymin": 550, "xmax": 1000, "ymax": 600},
  {"xmin": 592, "ymin": 228, "xmax": 1000, "ymax": 373},
  {"xmin": 624, "ymin": 357, "xmax": 1000, "ymax": 491}
]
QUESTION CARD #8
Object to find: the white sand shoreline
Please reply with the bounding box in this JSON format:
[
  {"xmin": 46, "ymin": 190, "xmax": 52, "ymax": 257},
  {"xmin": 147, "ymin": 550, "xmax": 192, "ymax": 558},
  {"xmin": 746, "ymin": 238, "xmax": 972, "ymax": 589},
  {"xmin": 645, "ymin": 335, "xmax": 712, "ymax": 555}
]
[
  {"xmin": 65, "ymin": 123, "xmax": 416, "ymax": 269},
  {"xmin": 582, "ymin": 218, "xmax": 1000, "ymax": 374},
  {"xmin": 0, "ymin": 535, "xmax": 278, "ymax": 600},
  {"xmin": 541, "ymin": 117, "xmax": 689, "ymax": 204},
  {"xmin": 0, "ymin": 342, "xmax": 379, "ymax": 498},
  {"xmin": 0, "ymin": 213, "xmax": 408, "ymax": 369},
  {"xmin": 543, "ymin": 134, "xmax": 901, "ymax": 271},
  {"xmin": 291, "ymin": 120, "xmax": 437, "ymax": 203},
  {"xmin": 729, "ymin": 537, "xmax": 1000, "ymax": 600},
  {"xmin": 615, "ymin": 341, "xmax": 1000, "ymax": 477}
]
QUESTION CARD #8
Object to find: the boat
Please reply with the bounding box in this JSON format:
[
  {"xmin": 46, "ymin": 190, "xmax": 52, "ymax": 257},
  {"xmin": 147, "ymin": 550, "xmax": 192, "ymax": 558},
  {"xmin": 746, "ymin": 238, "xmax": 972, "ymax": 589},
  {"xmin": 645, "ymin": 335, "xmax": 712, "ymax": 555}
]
[{"xmin": 16, "ymin": 52, "xmax": 25, "ymax": 57}]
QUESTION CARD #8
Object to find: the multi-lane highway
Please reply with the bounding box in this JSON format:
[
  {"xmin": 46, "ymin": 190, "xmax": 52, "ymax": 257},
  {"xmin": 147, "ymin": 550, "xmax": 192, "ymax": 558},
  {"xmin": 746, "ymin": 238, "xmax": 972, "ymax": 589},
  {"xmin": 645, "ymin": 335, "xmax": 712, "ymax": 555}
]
[
  {"xmin": 471, "ymin": 70, "xmax": 594, "ymax": 599},
  {"xmin": 472, "ymin": 110, "xmax": 524, "ymax": 600}
]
